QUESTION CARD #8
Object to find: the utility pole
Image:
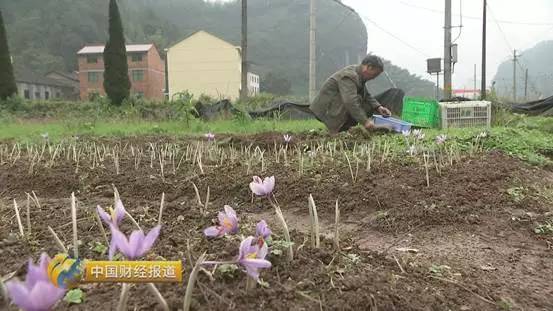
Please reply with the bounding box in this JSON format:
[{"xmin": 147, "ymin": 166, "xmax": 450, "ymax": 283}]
[
  {"xmin": 240, "ymin": 0, "xmax": 248, "ymax": 101},
  {"xmin": 309, "ymin": 0, "xmax": 317, "ymax": 102},
  {"xmin": 481, "ymin": 0, "xmax": 487, "ymax": 99},
  {"xmin": 444, "ymin": 0, "xmax": 452, "ymax": 99},
  {"xmin": 474, "ymin": 64, "xmax": 477, "ymax": 99},
  {"xmin": 513, "ymin": 52, "xmax": 516, "ymax": 102},
  {"xmin": 524, "ymin": 68, "xmax": 528, "ymax": 101}
]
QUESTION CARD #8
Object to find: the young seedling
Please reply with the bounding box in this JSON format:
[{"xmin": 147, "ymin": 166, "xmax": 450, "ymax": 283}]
[
  {"xmin": 307, "ymin": 195, "xmax": 320, "ymax": 248},
  {"xmin": 183, "ymin": 253, "xmax": 206, "ymax": 311},
  {"xmin": 274, "ymin": 205, "xmax": 293, "ymax": 261},
  {"xmin": 25, "ymin": 193, "xmax": 31, "ymax": 236},
  {"xmin": 158, "ymin": 192, "xmax": 165, "ymax": 226},
  {"xmin": 48, "ymin": 226, "xmax": 68, "ymax": 253},
  {"xmin": 13, "ymin": 199, "xmax": 25, "ymax": 238},
  {"xmin": 71, "ymin": 193, "xmax": 79, "ymax": 258},
  {"xmin": 334, "ymin": 199, "xmax": 340, "ymax": 250},
  {"xmin": 423, "ymin": 152, "xmax": 430, "ymax": 187}
]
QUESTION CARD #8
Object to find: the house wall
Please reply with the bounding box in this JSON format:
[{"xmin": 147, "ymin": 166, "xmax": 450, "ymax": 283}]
[
  {"xmin": 167, "ymin": 31, "xmax": 241, "ymax": 100},
  {"xmin": 16, "ymin": 82, "xmax": 64, "ymax": 100},
  {"xmin": 78, "ymin": 47, "xmax": 165, "ymax": 100}
]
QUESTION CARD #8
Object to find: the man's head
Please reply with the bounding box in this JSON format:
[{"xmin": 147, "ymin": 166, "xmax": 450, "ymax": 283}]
[{"xmin": 359, "ymin": 55, "xmax": 384, "ymax": 81}]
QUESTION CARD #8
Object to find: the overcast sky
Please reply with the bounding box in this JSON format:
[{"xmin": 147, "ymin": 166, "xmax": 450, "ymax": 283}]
[
  {"xmin": 342, "ymin": 0, "xmax": 553, "ymax": 89},
  {"xmin": 210, "ymin": 0, "xmax": 553, "ymax": 89}
]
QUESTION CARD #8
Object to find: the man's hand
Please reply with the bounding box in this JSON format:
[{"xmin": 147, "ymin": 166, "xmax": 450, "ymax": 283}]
[
  {"xmin": 364, "ymin": 120, "xmax": 393, "ymax": 132},
  {"xmin": 377, "ymin": 106, "xmax": 392, "ymax": 117}
]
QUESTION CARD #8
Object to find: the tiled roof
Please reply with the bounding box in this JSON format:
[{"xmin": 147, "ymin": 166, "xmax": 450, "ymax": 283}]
[{"xmin": 77, "ymin": 44, "xmax": 153, "ymax": 54}]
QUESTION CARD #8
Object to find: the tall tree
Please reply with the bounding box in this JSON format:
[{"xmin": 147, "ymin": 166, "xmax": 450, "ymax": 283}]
[
  {"xmin": 103, "ymin": 0, "xmax": 130, "ymax": 105},
  {"xmin": 0, "ymin": 10, "xmax": 17, "ymax": 100}
]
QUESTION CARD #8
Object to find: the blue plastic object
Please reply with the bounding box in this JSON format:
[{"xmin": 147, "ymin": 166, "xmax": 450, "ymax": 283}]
[{"xmin": 373, "ymin": 115, "xmax": 412, "ymax": 133}]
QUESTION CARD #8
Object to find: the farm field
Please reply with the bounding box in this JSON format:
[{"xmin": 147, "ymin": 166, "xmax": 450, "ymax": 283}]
[{"xmin": 1, "ymin": 130, "xmax": 552, "ymax": 310}]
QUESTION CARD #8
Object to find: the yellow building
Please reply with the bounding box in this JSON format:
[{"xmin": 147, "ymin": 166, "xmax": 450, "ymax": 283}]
[{"xmin": 167, "ymin": 30, "xmax": 259, "ymax": 100}]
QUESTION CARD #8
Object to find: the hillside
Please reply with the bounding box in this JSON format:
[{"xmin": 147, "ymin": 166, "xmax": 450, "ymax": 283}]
[
  {"xmin": 1, "ymin": 0, "xmax": 434, "ymax": 97},
  {"xmin": 493, "ymin": 40, "xmax": 553, "ymax": 101}
]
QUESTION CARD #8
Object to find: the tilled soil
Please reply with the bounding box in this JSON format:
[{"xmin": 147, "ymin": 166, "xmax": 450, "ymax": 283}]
[{"xmin": 1, "ymin": 136, "xmax": 552, "ymax": 311}]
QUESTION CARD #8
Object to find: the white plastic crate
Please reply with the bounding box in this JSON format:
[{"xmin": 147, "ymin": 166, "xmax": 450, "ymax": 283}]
[{"xmin": 439, "ymin": 101, "xmax": 491, "ymax": 129}]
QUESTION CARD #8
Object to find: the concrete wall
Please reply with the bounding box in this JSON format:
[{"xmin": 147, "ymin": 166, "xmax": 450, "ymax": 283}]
[
  {"xmin": 167, "ymin": 31, "xmax": 241, "ymax": 100},
  {"xmin": 16, "ymin": 82, "xmax": 64, "ymax": 100}
]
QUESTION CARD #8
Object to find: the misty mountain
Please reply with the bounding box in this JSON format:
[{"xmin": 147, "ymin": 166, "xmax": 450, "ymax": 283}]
[
  {"xmin": 493, "ymin": 40, "xmax": 553, "ymax": 102},
  {"xmin": 1, "ymin": 0, "xmax": 434, "ymax": 97}
]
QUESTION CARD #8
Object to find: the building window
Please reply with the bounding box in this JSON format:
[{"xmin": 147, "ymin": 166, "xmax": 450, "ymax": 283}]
[
  {"xmin": 131, "ymin": 54, "xmax": 143, "ymax": 62},
  {"xmin": 35, "ymin": 91, "xmax": 41, "ymax": 99},
  {"xmin": 24, "ymin": 90, "xmax": 30, "ymax": 99},
  {"xmin": 88, "ymin": 72, "xmax": 99, "ymax": 82},
  {"xmin": 56, "ymin": 92, "xmax": 61, "ymax": 98},
  {"xmin": 45, "ymin": 91, "xmax": 50, "ymax": 100},
  {"xmin": 87, "ymin": 55, "xmax": 98, "ymax": 64},
  {"xmin": 131, "ymin": 70, "xmax": 144, "ymax": 81}
]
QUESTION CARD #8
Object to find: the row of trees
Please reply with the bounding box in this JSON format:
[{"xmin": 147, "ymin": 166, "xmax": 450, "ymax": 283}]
[{"xmin": 0, "ymin": 0, "xmax": 130, "ymax": 105}]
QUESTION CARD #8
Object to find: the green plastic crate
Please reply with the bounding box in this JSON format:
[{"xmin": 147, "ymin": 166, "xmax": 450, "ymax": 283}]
[{"xmin": 401, "ymin": 97, "xmax": 440, "ymax": 128}]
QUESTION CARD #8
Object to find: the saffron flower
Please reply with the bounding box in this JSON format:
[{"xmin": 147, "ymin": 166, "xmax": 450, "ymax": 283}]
[
  {"xmin": 6, "ymin": 253, "xmax": 66, "ymax": 311},
  {"xmin": 406, "ymin": 145, "xmax": 417, "ymax": 156},
  {"xmin": 477, "ymin": 131, "xmax": 488, "ymax": 139},
  {"xmin": 435, "ymin": 134, "xmax": 447, "ymax": 145},
  {"xmin": 238, "ymin": 236, "xmax": 272, "ymax": 281},
  {"xmin": 203, "ymin": 205, "xmax": 239, "ymax": 238},
  {"xmin": 413, "ymin": 129, "xmax": 425, "ymax": 140},
  {"xmin": 108, "ymin": 225, "xmax": 161, "ymax": 260},
  {"xmin": 97, "ymin": 199, "xmax": 126, "ymax": 228},
  {"xmin": 205, "ymin": 133, "xmax": 215, "ymax": 141},
  {"xmin": 283, "ymin": 134, "xmax": 292, "ymax": 143},
  {"xmin": 255, "ymin": 220, "xmax": 272, "ymax": 240},
  {"xmin": 249, "ymin": 176, "xmax": 275, "ymax": 197}
]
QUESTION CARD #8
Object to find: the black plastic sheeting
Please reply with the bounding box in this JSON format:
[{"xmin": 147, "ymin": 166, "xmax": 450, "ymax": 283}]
[
  {"xmin": 194, "ymin": 88, "xmax": 406, "ymax": 121},
  {"xmin": 512, "ymin": 96, "xmax": 553, "ymax": 116}
]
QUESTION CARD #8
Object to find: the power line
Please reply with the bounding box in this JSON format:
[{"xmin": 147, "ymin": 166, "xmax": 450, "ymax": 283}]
[
  {"xmin": 487, "ymin": 3, "xmax": 514, "ymax": 54},
  {"xmin": 398, "ymin": 1, "xmax": 553, "ymax": 26},
  {"xmin": 359, "ymin": 14, "xmax": 430, "ymax": 58}
]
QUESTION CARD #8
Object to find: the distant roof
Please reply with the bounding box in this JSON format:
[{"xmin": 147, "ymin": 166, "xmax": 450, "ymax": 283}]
[
  {"xmin": 15, "ymin": 67, "xmax": 71, "ymax": 88},
  {"xmin": 77, "ymin": 44, "xmax": 154, "ymax": 55},
  {"xmin": 168, "ymin": 30, "xmax": 239, "ymax": 51},
  {"xmin": 46, "ymin": 71, "xmax": 79, "ymax": 82}
]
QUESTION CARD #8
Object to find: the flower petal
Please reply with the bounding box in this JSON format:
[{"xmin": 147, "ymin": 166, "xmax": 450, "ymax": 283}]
[
  {"xmin": 249, "ymin": 182, "xmax": 267, "ymax": 196},
  {"xmin": 252, "ymin": 176, "xmax": 262, "ymax": 184},
  {"xmin": 109, "ymin": 225, "xmax": 130, "ymax": 260},
  {"xmin": 239, "ymin": 236, "xmax": 255, "ymax": 260},
  {"xmin": 223, "ymin": 205, "xmax": 236, "ymax": 219},
  {"xmin": 203, "ymin": 226, "xmax": 222, "ymax": 237},
  {"xmin": 28, "ymin": 280, "xmax": 66, "ymax": 310},
  {"xmin": 242, "ymin": 258, "xmax": 272, "ymax": 269},
  {"xmin": 6, "ymin": 280, "xmax": 32, "ymax": 311},
  {"xmin": 26, "ymin": 253, "xmax": 50, "ymax": 287},
  {"xmin": 138, "ymin": 225, "xmax": 161, "ymax": 257},
  {"xmin": 97, "ymin": 206, "xmax": 111, "ymax": 225},
  {"xmin": 114, "ymin": 199, "xmax": 126, "ymax": 225},
  {"xmin": 256, "ymin": 241, "xmax": 269, "ymax": 259},
  {"xmin": 128, "ymin": 230, "xmax": 146, "ymax": 259},
  {"xmin": 264, "ymin": 176, "xmax": 275, "ymax": 193}
]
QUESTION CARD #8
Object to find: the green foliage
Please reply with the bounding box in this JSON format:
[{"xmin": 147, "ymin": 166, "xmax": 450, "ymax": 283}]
[
  {"xmin": 270, "ymin": 240, "xmax": 294, "ymax": 256},
  {"xmin": 534, "ymin": 222, "xmax": 553, "ymax": 235},
  {"xmin": 64, "ymin": 289, "xmax": 85, "ymax": 304},
  {"xmin": 0, "ymin": 10, "xmax": 17, "ymax": 100},
  {"xmin": 215, "ymin": 264, "xmax": 239, "ymax": 279},
  {"xmin": 103, "ymin": 0, "xmax": 131, "ymax": 106},
  {"xmin": 507, "ymin": 186, "xmax": 526, "ymax": 203}
]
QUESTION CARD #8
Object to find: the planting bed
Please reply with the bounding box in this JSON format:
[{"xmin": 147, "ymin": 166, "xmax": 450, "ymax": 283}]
[{"xmin": 1, "ymin": 133, "xmax": 552, "ymax": 310}]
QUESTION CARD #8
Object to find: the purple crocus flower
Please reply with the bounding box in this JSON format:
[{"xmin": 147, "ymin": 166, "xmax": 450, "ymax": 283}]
[
  {"xmin": 435, "ymin": 134, "xmax": 447, "ymax": 145},
  {"xmin": 6, "ymin": 253, "xmax": 66, "ymax": 311},
  {"xmin": 255, "ymin": 220, "xmax": 271, "ymax": 240},
  {"xmin": 238, "ymin": 236, "xmax": 272, "ymax": 281},
  {"xmin": 203, "ymin": 205, "xmax": 239, "ymax": 238},
  {"xmin": 283, "ymin": 134, "xmax": 292, "ymax": 143},
  {"xmin": 108, "ymin": 225, "xmax": 161, "ymax": 260},
  {"xmin": 205, "ymin": 133, "xmax": 215, "ymax": 141},
  {"xmin": 249, "ymin": 176, "xmax": 275, "ymax": 197},
  {"xmin": 97, "ymin": 199, "xmax": 126, "ymax": 228}
]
